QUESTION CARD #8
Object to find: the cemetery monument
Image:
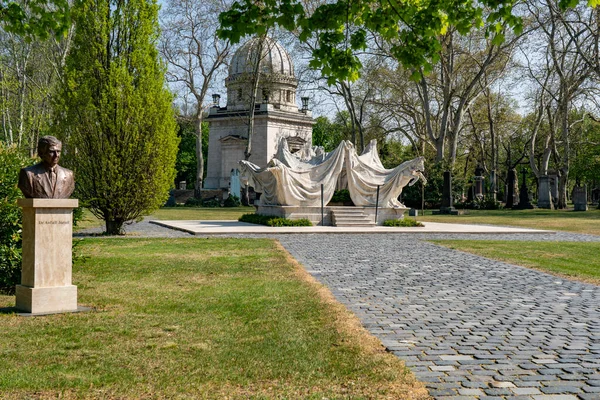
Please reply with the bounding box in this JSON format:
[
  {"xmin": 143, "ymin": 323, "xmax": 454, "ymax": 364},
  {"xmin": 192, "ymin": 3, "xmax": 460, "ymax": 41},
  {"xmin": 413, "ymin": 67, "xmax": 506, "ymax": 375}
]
[{"xmin": 15, "ymin": 136, "xmax": 80, "ymax": 314}]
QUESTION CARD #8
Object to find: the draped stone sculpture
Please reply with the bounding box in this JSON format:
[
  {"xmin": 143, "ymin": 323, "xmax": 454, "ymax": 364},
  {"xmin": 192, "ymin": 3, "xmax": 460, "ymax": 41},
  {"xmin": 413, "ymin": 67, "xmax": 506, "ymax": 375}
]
[{"xmin": 240, "ymin": 138, "xmax": 426, "ymax": 208}]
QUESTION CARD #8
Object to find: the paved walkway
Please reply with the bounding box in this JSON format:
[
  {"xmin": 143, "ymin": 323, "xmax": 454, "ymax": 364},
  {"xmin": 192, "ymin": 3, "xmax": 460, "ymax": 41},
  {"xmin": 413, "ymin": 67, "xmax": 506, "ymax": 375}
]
[
  {"xmin": 278, "ymin": 234, "xmax": 600, "ymax": 400},
  {"xmin": 76, "ymin": 221, "xmax": 600, "ymax": 399}
]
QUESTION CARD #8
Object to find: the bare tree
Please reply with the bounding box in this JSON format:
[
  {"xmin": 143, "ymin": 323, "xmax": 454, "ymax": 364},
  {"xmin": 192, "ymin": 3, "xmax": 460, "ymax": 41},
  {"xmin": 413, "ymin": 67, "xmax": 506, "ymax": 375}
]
[
  {"xmin": 522, "ymin": 0, "xmax": 592, "ymax": 208},
  {"xmin": 160, "ymin": 0, "xmax": 231, "ymax": 197}
]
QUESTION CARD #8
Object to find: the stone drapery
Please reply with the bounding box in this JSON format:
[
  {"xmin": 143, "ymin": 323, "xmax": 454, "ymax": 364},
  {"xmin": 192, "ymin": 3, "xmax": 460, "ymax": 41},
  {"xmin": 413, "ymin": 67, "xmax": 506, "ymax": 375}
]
[{"xmin": 240, "ymin": 138, "xmax": 426, "ymax": 207}]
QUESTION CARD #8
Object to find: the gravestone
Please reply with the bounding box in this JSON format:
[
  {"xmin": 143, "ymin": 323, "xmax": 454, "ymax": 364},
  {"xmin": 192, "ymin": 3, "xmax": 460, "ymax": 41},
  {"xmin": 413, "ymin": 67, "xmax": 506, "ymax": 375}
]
[
  {"xmin": 230, "ymin": 169, "xmax": 241, "ymax": 199},
  {"xmin": 591, "ymin": 187, "xmax": 600, "ymax": 207},
  {"xmin": 506, "ymin": 169, "xmax": 517, "ymax": 208},
  {"xmin": 179, "ymin": 181, "xmax": 186, "ymax": 190},
  {"xmin": 572, "ymin": 185, "xmax": 588, "ymax": 211},
  {"xmin": 474, "ymin": 165, "xmax": 485, "ymax": 199},
  {"xmin": 513, "ymin": 169, "xmax": 534, "ymax": 209},
  {"xmin": 537, "ymin": 175, "xmax": 553, "ymax": 209}
]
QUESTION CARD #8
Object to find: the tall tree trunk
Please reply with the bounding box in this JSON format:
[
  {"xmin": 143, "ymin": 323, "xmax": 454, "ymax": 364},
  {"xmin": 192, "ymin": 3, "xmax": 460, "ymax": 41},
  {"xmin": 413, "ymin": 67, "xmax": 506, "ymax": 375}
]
[
  {"xmin": 242, "ymin": 34, "xmax": 267, "ymax": 205},
  {"xmin": 194, "ymin": 112, "xmax": 204, "ymax": 199}
]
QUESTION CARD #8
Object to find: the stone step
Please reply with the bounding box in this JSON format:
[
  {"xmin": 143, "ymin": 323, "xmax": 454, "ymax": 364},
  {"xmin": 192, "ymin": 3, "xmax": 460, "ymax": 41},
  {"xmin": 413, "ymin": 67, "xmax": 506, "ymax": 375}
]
[{"xmin": 331, "ymin": 208, "xmax": 376, "ymax": 227}]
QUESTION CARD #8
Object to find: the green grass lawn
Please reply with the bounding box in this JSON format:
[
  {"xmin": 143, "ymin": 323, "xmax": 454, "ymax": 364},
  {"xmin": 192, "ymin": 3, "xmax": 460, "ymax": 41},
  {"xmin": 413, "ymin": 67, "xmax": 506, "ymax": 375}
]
[
  {"xmin": 0, "ymin": 238, "xmax": 426, "ymax": 399},
  {"xmin": 431, "ymin": 240, "xmax": 600, "ymax": 284},
  {"xmin": 419, "ymin": 208, "xmax": 600, "ymax": 235},
  {"xmin": 74, "ymin": 206, "xmax": 255, "ymax": 232}
]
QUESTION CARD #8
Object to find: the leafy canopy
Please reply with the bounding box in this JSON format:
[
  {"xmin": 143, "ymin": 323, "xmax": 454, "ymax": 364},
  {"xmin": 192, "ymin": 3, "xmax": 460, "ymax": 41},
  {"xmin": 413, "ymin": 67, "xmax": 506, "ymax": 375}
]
[
  {"xmin": 0, "ymin": 0, "xmax": 70, "ymax": 39},
  {"xmin": 218, "ymin": 0, "xmax": 523, "ymax": 83}
]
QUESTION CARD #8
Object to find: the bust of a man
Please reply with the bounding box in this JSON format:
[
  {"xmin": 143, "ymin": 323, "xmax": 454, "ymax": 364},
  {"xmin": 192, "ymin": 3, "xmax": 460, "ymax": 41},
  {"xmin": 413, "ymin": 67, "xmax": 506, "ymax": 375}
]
[{"xmin": 18, "ymin": 136, "xmax": 75, "ymax": 199}]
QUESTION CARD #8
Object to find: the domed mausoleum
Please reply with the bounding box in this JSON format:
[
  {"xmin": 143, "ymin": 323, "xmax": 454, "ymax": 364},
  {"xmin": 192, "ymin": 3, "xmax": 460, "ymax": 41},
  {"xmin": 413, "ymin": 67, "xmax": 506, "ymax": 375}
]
[{"xmin": 204, "ymin": 36, "xmax": 313, "ymax": 192}]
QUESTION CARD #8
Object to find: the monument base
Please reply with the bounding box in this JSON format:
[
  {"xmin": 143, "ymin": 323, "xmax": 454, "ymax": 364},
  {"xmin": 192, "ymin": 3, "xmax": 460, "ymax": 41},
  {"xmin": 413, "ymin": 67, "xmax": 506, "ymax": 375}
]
[
  {"xmin": 15, "ymin": 285, "xmax": 78, "ymax": 314},
  {"xmin": 16, "ymin": 198, "xmax": 79, "ymax": 315},
  {"xmin": 433, "ymin": 207, "xmax": 460, "ymax": 215},
  {"xmin": 255, "ymin": 205, "xmax": 407, "ymax": 226}
]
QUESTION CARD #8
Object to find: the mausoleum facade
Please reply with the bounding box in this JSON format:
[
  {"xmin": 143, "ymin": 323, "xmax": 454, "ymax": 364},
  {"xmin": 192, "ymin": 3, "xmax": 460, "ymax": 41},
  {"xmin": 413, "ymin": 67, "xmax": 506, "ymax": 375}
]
[{"xmin": 204, "ymin": 36, "xmax": 313, "ymax": 191}]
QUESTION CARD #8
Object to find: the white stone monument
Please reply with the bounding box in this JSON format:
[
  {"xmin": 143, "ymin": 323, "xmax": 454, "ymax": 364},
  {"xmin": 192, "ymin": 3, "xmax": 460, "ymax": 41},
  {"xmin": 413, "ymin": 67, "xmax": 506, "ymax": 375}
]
[{"xmin": 15, "ymin": 198, "xmax": 79, "ymax": 314}]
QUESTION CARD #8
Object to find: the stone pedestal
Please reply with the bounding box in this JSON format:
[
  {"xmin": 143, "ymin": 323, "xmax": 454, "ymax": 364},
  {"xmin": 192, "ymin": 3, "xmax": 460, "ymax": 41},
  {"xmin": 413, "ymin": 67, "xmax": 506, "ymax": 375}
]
[
  {"xmin": 15, "ymin": 198, "xmax": 79, "ymax": 314},
  {"xmin": 505, "ymin": 169, "xmax": 517, "ymax": 208},
  {"xmin": 537, "ymin": 175, "xmax": 553, "ymax": 209}
]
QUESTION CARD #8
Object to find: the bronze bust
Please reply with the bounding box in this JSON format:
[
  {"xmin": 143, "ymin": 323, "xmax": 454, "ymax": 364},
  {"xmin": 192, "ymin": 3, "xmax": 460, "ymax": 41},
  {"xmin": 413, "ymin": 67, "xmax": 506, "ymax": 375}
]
[{"xmin": 18, "ymin": 136, "xmax": 75, "ymax": 199}]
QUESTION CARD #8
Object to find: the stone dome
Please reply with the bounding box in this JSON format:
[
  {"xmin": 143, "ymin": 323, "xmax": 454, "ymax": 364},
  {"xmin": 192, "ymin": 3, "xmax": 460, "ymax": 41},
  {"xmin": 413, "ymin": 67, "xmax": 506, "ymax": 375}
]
[
  {"xmin": 225, "ymin": 36, "xmax": 298, "ymax": 112},
  {"xmin": 229, "ymin": 36, "xmax": 294, "ymax": 77}
]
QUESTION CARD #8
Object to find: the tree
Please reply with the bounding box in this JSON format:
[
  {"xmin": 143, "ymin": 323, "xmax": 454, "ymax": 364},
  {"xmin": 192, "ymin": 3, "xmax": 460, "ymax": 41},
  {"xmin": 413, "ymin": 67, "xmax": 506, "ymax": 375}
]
[
  {"xmin": 522, "ymin": 0, "xmax": 592, "ymax": 208},
  {"xmin": 159, "ymin": 0, "xmax": 231, "ymax": 198},
  {"xmin": 174, "ymin": 117, "xmax": 208, "ymax": 188},
  {"xmin": 56, "ymin": 0, "xmax": 179, "ymax": 235},
  {"xmin": 0, "ymin": 0, "xmax": 70, "ymax": 39},
  {"xmin": 217, "ymin": 0, "xmax": 523, "ymax": 85}
]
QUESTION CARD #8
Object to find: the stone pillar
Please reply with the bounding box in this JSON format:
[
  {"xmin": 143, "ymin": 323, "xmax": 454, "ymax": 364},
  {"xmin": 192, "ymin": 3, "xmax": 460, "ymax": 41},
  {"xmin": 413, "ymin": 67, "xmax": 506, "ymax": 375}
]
[
  {"xmin": 474, "ymin": 166, "xmax": 485, "ymax": 199},
  {"xmin": 537, "ymin": 175, "xmax": 553, "ymax": 209},
  {"xmin": 15, "ymin": 198, "xmax": 79, "ymax": 314},
  {"xmin": 506, "ymin": 169, "xmax": 517, "ymax": 208},
  {"xmin": 489, "ymin": 170, "xmax": 497, "ymax": 201},
  {"xmin": 572, "ymin": 185, "xmax": 588, "ymax": 211}
]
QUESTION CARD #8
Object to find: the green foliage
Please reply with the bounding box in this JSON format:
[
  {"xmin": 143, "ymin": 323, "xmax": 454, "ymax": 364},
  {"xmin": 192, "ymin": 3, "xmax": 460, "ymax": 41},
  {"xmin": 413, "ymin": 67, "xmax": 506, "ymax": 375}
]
[
  {"xmin": 175, "ymin": 118, "xmax": 208, "ymax": 189},
  {"xmin": 379, "ymin": 140, "xmax": 417, "ymax": 170},
  {"xmin": 571, "ymin": 116, "xmax": 600, "ymax": 185},
  {"xmin": 312, "ymin": 114, "xmax": 351, "ymax": 152},
  {"xmin": 239, "ymin": 213, "xmax": 312, "ymax": 226},
  {"xmin": 0, "ymin": 144, "xmax": 28, "ymax": 293},
  {"xmin": 456, "ymin": 195, "xmax": 502, "ymax": 210},
  {"xmin": 383, "ymin": 218, "xmax": 424, "ymax": 227},
  {"xmin": 218, "ymin": 0, "xmax": 523, "ymax": 83},
  {"xmin": 184, "ymin": 197, "xmax": 202, "ymax": 207},
  {"xmin": 0, "ymin": 0, "xmax": 71, "ymax": 39},
  {"xmin": 329, "ymin": 189, "xmax": 352, "ymax": 203},
  {"xmin": 224, "ymin": 195, "xmax": 241, "ymax": 207},
  {"xmin": 56, "ymin": 0, "xmax": 179, "ymax": 235},
  {"xmin": 184, "ymin": 196, "xmax": 221, "ymax": 207}
]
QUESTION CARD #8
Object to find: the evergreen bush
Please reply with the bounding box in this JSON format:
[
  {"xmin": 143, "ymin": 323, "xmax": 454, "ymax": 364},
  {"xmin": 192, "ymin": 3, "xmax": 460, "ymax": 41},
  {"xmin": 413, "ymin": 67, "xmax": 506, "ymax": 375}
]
[
  {"xmin": 0, "ymin": 145, "xmax": 29, "ymax": 294},
  {"xmin": 223, "ymin": 195, "xmax": 241, "ymax": 207},
  {"xmin": 383, "ymin": 218, "xmax": 424, "ymax": 227},
  {"xmin": 239, "ymin": 213, "xmax": 312, "ymax": 226}
]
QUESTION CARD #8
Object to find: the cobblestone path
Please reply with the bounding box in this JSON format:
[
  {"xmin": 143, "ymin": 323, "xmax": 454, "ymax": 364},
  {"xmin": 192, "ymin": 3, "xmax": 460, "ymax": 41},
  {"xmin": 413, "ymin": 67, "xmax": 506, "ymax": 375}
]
[{"xmin": 278, "ymin": 233, "xmax": 600, "ymax": 400}]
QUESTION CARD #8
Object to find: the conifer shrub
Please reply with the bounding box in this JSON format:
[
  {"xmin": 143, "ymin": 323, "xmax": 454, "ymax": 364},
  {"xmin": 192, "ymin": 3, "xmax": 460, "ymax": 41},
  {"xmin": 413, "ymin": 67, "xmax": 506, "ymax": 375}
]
[
  {"xmin": 239, "ymin": 213, "xmax": 312, "ymax": 226},
  {"xmin": 383, "ymin": 218, "xmax": 424, "ymax": 227}
]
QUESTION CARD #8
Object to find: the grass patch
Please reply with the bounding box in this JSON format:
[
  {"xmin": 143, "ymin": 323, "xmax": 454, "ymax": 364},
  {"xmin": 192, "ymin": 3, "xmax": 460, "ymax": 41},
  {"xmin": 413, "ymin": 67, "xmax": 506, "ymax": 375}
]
[
  {"xmin": 74, "ymin": 207, "xmax": 256, "ymax": 232},
  {"xmin": 431, "ymin": 240, "xmax": 600, "ymax": 284},
  {"xmin": 419, "ymin": 208, "xmax": 600, "ymax": 235},
  {"xmin": 0, "ymin": 238, "xmax": 425, "ymax": 399},
  {"xmin": 239, "ymin": 213, "xmax": 312, "ymax": 227},
  {"xmin": 383, "ymin": 218, "xmax": 424, "ymax": 227}
]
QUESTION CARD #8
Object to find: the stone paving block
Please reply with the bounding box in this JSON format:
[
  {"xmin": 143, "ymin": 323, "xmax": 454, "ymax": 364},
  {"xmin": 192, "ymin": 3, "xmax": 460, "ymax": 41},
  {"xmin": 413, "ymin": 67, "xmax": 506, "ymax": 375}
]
[
  {"xmin": 484, "ymin": 387, "xmax": 513, "ymax": 395},
  {"xmin": 512, "ymin": 380, "xmax": 543, "ymax": 387},
  {"xmin": 457, "ymin": 388, "xmax": 485, "ymax": 396},
  {"xmin": 431, "ymin": 365, "xmax": 456, "ymax": 371},
  {"xmin": 532, "ymin": 396, "xmax": 579, "ymax": 400},
  {"xmin": 490, "ymin": 381, "xmax": 516, "ymax": 388},
  {"xmin": 582, "ymin": 385, "xmax": 600, "ymax": 393},
  {"xmin": 429, "ymin": 388, "xmax": 458, "ymax": 397},
  {"xmin": 511, "ymin": 387, "xmax": 542, "ymax": 395},
  {"xmin": 539, "ymin": 386, "xmax": 582, "ymax": 394}
]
